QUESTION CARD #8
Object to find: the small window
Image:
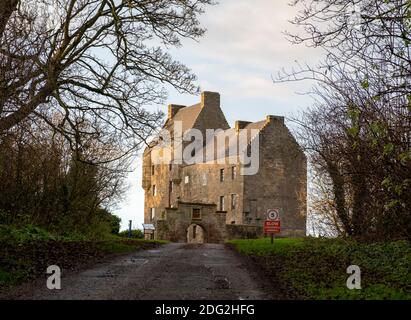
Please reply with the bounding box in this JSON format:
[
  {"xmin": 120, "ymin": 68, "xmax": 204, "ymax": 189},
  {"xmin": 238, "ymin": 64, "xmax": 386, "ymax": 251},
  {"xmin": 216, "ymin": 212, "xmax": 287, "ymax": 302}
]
[
  {"xmin": 152, "ymin": 185, "xmax": 156, "ymax": 196},
  {"xmin": 169, "ymin": 163, "xmax": 172, "ymax": 171},
  {"xmin": 219, "ymin": 196, "xmax": 225, "ymax": 211},
  {"xmin": 185, "ymin": 175, "xmax": 189, "ymax": 184},
  {"xmin": 231, "ymin": 166, "xmax": 236, "ymax": 179},
  {"xmin": 150, "ymin": 208, "xmax": 156, "ymax": 221},
  {"xmin": 231, "ymin": 194, "xmax": 237, "ymax": 210},
  {"xmin": 151, "ymin": 165, "xmax": 155, "ymax": 175},
  {"xmin": 220, "ymin": 168, "xmax": 225, "ymax": 182},
  {"xmin": 169, "ymin": 181, "xmax": 173, "ymax": 193},
  {"xmin": 192, "ymin": 208, "xmax": 201, "ymax": 220}
]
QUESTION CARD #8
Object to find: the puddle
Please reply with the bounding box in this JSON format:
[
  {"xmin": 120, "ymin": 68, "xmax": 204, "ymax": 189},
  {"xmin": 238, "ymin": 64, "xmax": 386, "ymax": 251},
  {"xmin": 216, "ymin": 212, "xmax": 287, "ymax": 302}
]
[{"xmin": 214, "ymin": 275, "xmax": 230, "ymax": 289}]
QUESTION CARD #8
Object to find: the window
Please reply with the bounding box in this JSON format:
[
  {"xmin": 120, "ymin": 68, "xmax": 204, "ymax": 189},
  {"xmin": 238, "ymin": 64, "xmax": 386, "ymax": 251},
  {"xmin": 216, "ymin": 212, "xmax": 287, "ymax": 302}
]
[
  {"xmin": 231, "ymin": 166, "xmax": 236, "ymax": 179},
  {"xmin": 231, "ymin": 194, "xmax": 237, "ymax": 210},
  {"xmin": 151, "ymin": 165, "xmax": 155, "ymax": 175},
  {"xmin": 150, "ymin": 208, "xmax": 156, "ymax": 221},
  {"xmin": 220, "ymin": 168, "xmax": 225, "ymax": 182},
  {"xmin": 152, "ymin": 185, "xmax": 156, "ymax": 196},
  {"xmin": 192, "ymin": 208, "xmax": 201, "ymax": 220},
  {"xmin": 169, "ymin": 181, "xmax": 173, "ymax": 193},
  {"xmin": 185, "ymin": 175, "xmax": 189, "ymax": 184},
  {"xmin": 169, "ymin": 163, "xmax": 172, "ymax": 171},
  {"xmin": 219, "ymin": 196, "xmax": 225, "ymax": 211}
]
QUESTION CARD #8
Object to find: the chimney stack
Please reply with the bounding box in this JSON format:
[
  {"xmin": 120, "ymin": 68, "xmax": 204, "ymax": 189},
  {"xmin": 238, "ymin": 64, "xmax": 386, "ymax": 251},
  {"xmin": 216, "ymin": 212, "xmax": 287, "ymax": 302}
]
[
  {"xmin": 266, "ymin": 115, "xmax": 284, "ymax": 124},
  {"xmin": 201, "ymin": 91, "xmax": 220, "ymax": 109},
  {"xmin": 235, "ymin": 120, "xmax": 252, "ymax": 131},
  {"xmin": 168, "ymin": 104, "xmax": 185, "ymax": 119}
]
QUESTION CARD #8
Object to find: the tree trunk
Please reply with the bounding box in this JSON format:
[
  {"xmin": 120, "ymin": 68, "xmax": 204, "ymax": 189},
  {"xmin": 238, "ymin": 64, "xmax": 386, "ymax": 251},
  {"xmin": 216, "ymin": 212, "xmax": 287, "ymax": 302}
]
[
  {"xmin": 327, "ymin": 161, "xmax": 352, "ymax": 235},
  {"xmin": 0, "ymin": 84, "xmax": 52, "ymax": 133}
]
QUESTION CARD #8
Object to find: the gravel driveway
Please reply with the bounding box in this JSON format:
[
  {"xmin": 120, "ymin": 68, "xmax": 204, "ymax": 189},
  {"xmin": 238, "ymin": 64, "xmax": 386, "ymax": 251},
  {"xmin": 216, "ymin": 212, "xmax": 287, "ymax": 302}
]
[{"xmin": 7, "ymin": 243, "xmax": 272, "ymax": 300}]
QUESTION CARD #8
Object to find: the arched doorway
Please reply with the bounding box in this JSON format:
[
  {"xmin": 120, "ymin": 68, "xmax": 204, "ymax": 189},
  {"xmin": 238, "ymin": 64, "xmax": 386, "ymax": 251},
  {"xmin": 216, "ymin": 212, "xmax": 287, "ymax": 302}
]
[{"xmin": 187, "ymin": 224, "xmax": 205, "ymax": 244}]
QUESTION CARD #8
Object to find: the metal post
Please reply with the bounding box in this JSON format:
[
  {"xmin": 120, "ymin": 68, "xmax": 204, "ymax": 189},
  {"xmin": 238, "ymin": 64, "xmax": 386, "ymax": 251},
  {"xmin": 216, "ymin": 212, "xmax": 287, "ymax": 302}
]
[
  {"xmin": 271, "ymin": 233, "xmax": 274, "ymax": 244},
  {"xmin": 128, "ymin": 220, "xmax": 132, "ymax": 238}
]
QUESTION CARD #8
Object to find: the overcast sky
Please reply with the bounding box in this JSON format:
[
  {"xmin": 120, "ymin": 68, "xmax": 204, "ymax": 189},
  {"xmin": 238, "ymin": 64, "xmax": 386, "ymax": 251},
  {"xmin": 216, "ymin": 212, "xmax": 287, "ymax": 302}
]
[{"xmin": 115, "ymin": 0, "xmax": 322, "ymax": 231}]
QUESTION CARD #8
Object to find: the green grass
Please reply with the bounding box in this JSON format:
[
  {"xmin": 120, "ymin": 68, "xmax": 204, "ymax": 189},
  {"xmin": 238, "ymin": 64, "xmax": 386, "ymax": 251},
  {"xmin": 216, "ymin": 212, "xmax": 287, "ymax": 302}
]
[
  {"xmin": 229, "ymin": 237, "xmax": 304, "ymax": 255},
  {"xmin": 228, "ymin": 237, "xmax": 411, "ymax": 300},
  {"xmin": 0, "ymin": 224, "xmax": 168, "ymax": 288},
  {"xmin": 96, "ymin": 239, "xmax": 168, "ymax": 253}
]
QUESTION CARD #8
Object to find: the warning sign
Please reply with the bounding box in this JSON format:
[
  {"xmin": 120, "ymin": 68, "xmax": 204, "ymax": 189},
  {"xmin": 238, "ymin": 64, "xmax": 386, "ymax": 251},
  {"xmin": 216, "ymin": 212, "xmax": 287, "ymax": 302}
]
[
  {"xmin": 266, "ymin": 208, "xmax": 280, "ymax": 221},
  {"xmin": 264, "ymin": 220, "xmax": 281, "ymax": 234}
]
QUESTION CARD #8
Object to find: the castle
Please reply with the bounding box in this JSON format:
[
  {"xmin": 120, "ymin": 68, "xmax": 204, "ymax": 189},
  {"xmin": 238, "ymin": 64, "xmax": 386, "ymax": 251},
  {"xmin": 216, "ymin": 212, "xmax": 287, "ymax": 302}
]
[{"xmin": 142, "ymin": 91, "xmax": 306, "ymax": 243}]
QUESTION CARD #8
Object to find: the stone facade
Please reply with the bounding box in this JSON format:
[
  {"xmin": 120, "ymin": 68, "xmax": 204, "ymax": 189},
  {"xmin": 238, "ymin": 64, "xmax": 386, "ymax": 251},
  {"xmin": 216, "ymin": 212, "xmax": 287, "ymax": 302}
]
[{"xmin": 142, "ymin": 91, "xmax": 306, "ymax": 243}]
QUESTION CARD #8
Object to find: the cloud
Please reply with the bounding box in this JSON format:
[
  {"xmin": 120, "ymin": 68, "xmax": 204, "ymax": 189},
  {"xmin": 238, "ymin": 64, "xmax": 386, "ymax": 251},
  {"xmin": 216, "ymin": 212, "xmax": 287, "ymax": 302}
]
[
  {"xmin": 177, "ymin": 0, "xmax": 322, "ymax": 70},
  {"xmin": 167, "ymin": 0, "xmax": 322, "ymax": 111},
  {"xmin": 116, "ymin": 0, "xmax": 325, "ymax": 227}
]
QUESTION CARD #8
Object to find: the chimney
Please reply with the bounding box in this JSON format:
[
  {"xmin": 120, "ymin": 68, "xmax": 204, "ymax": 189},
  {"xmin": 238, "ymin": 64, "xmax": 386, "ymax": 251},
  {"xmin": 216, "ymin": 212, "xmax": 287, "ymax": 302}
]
[
  {"xmin": 201, "ymin": 91, "xmax": 220, "ymax": 109},
  {"xmin": 168, "ymin": 104, "xmax": 185, "ymax": 119},
  {"xmin": 266, "ymin": 115, "xmax": 284, "ymax": 124},
  {"xmin": 235, "ymin": 120, "xmax": 251, "ymax": 131}
]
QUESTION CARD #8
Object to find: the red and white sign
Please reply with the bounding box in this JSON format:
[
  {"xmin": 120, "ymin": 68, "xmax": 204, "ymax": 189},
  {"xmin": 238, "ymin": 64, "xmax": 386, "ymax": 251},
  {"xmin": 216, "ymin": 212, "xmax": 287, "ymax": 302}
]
[
  {"xmin": 266, "ymin": 208, "xmax": 280, "ymax": 221},
  {"xmin": 264, "ymin": 220, "xmax": 281, "ymax": 234}
]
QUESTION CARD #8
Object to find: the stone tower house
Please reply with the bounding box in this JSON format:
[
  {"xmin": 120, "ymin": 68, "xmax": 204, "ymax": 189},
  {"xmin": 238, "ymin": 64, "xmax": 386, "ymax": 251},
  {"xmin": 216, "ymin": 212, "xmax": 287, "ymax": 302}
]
[{"xmin": 142, "ymin": 91, "xmax": 306, "ymax": 243}]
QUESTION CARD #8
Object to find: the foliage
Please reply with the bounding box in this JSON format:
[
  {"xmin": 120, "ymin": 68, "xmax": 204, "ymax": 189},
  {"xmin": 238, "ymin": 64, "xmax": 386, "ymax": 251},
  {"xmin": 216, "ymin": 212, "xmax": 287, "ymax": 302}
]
[
  {"xmin": 229, "ymin": 237, "xmax": 411, "ymax": 300},
  {"xmin": 279, "ymin": 0, "xmax": 411, "ymax": 240},
  {"xmin": 0, "ymin": 119, "xmax": 127, "ymax": 239},
  {"xmin": 96, "ymin": 208, "xmax": 121, "ymax": 235},
  {"xmin": 96, "ymin": 238, "xmax": 167, "ymax": 253},
  {"xmin": 0, "ymin": 224, "xmax": 57, "ymax": 244},
  {"xmin": 118, "ymin": 229, "xmax": 144, "ymax": 239}
]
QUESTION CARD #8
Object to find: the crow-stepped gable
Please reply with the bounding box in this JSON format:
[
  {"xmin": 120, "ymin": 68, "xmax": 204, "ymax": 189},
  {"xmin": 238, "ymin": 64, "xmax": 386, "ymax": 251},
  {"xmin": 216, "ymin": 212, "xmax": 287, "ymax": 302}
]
[{"xmin": 142, "ymin": 91, "xmax": 306, "ymax": 243}]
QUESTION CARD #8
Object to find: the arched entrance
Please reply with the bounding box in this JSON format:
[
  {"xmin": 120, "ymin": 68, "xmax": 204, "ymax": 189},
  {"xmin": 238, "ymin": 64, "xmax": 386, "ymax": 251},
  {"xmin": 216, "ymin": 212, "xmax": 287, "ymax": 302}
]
[{"xmin": 186, "ymin": 224, "xmax": 205, "ymax": 244}]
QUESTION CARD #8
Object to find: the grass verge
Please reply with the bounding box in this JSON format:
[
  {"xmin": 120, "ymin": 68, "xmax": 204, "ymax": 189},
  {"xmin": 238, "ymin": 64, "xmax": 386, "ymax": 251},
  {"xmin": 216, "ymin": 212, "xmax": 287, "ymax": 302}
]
[
  {"xmin": 0, "ymin": 225, "xmax": 167, "ymax": 289},
  {"xmin": 228, "ymin": 237, "xmax": 411, "ymax": 300}
]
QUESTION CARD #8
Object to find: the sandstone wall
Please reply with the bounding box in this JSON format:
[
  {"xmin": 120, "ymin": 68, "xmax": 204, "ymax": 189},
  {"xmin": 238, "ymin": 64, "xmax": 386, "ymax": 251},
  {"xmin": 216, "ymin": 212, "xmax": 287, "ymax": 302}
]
[
  {"xmin": 243, "ymin": 116, "xmax": 307, "ymax": 236},
  {"xmin": 155, "ymin": 202, "xmax": 227, "ymax": 243}
]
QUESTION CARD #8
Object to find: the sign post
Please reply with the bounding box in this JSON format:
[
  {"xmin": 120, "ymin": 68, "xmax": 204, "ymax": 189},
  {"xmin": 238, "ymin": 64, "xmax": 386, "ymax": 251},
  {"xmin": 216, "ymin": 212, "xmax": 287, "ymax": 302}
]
[
  {"xmin": 264, "ymin": 208, "xmax": 281, "ymax": 244},
  {"xmin": 128, "ymin": 220, "xmax": 132, "ymax": 238}
]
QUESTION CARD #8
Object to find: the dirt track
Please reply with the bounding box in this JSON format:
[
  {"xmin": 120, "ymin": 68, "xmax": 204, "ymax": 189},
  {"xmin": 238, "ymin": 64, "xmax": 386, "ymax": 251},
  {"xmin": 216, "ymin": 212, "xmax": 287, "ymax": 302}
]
[{"xmin": 7, "ymin": 243, "xmax": 273, "ymax": 300}]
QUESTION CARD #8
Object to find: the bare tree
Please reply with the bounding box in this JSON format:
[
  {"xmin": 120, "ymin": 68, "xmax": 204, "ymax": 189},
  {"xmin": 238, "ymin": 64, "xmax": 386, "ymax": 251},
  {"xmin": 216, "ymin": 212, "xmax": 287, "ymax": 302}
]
[
  {"xmin": 277, "ymin": 0, "xmax": 411, "ymax": 240},
  {"xmin": 0, "ymin": 116, "xmax": 130, "ymax": 233},
  {"xmin": 0, "ymin": 0, "xmax": 213, "ymax": 157}
]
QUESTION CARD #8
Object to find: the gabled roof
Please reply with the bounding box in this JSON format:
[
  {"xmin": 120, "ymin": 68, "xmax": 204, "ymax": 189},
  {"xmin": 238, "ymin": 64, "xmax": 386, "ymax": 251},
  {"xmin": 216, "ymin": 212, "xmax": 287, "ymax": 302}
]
[
  {"xmin": 197, "ymin": 119, "xmax": 267, "ymax": 162},
  {"xmin": 244, "ymin": 120, "xmax": 266, "ymax": 131},
  {"xmin": 164, "ymin": 103, "xmax": 202, "ymax": 134}
]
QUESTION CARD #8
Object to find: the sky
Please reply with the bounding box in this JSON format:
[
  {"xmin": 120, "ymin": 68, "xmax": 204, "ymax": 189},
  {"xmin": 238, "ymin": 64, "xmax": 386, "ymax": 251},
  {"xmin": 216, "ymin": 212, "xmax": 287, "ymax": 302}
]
[{"xmin": 115, "ymin": 0, "xmax": 322, "ymax": 231}]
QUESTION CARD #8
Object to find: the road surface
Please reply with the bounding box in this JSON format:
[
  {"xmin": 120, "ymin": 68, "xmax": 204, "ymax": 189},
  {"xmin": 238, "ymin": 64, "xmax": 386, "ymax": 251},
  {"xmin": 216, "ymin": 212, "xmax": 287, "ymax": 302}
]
[{"xmin": 9, "ymin": 243, "xmax": 272, "ymax": 300}]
